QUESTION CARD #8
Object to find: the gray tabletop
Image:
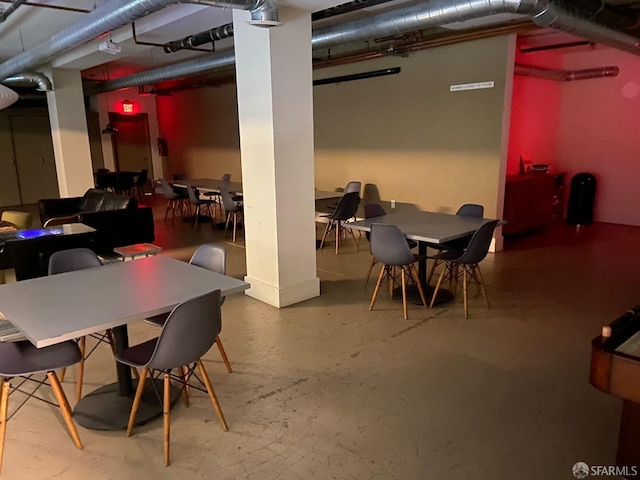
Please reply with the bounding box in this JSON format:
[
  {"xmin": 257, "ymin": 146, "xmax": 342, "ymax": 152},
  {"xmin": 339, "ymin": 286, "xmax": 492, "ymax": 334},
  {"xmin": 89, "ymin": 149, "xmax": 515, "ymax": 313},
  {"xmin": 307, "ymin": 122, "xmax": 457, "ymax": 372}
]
[
  {"xmin": 173, "ymin": 178, "xmax": 244, "ymax": 195},
  {"xmin": 347, "ymin": 210, "xmax": 493, "ymax": 244},
  {"xmin": 0, "ymin": 255, "xmax": 250, "ymax": 348}
]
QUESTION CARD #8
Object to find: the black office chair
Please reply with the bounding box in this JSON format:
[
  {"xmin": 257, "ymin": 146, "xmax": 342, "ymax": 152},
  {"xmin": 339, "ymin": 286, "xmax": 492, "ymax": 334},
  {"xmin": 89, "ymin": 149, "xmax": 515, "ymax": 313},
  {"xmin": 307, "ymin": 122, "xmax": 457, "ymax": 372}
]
[
  {"xmin": 363, "ymin": 204, "xmax": 417, "ymax": 286},
  {"xmin": 429, "ymin": 219, "xmax": 499, "ymax": 318},
  {"xmin": 145, "ymin": 244, "xmax": 233, "ymax": 373},
  {"xmin": 0, "ymin": 340, "xmax": 83, "ymax": 473},
  {"xmin": 319, "ymin": 191, "xmax": 360, "ymax": 254},
  {"xmin": 48, "ymin": 248, "xmax": 115, "ymax": 401},
  {"xmin": 117, "ymin": 290, "xmax": 228, "ymax": 466},
  {"xmin": 368, "ymin": 223, "xmax": 427, "ymax": 320},
  {"xmin": 132, "ymin": 168, "xmax": 148, "ymax": 200}
]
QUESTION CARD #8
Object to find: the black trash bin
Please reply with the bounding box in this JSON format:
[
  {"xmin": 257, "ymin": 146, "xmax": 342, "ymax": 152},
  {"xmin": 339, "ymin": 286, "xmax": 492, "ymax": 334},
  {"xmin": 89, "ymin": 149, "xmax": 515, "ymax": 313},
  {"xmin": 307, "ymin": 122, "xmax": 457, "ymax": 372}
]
[{"xmin": 566, "ymin": 173, "xmax": 596, "ymax": 225}]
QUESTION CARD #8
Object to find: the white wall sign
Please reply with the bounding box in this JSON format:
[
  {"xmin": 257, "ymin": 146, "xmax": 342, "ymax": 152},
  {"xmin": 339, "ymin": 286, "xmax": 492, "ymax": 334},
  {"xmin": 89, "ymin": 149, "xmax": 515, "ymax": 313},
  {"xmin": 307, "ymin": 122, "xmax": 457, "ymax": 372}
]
[{"xmin": 450, "ymin": 81, "xmax": 495, "ymax": 92}]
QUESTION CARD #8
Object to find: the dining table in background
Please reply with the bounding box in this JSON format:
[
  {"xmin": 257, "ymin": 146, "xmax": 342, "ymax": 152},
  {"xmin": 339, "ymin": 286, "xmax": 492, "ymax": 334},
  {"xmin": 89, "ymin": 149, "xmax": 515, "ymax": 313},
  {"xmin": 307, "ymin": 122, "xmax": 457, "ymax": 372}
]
[
  {"xmin": 348, "ymin": 209, "xmax": 500, "ymax": 304},
  {"xmin": 0, "ymin": 254, "xmax": 250, "ymax": 430}
]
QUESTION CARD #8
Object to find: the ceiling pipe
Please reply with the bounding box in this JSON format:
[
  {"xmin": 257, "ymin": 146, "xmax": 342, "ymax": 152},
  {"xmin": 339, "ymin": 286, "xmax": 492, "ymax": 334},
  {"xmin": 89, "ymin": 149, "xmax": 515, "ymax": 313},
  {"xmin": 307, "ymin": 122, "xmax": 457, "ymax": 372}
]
[
  {"xmin": 311, "ymin": 0, "xmax": 395, "ymax": 22},
  {"xmin": 2, "ymin": 72, "xmax": 53, "ymax": 91},
  {"xmin": 91, "ymin": 0, "xmax": 640, "ymax": 94},
  {"xmin": 514, "ymin": 63, "xmax": 619, "ymax": 81},
  {"xmin": 0, "ymin": 0, "xmax": 278, "ymax": 81},
  {"xmin": 0, "ymin": 0, "xmax": 29, "ymax": 23},
  {"xmin": 163, "ymin": 23, "xmax": 234, "ymax": 53}
]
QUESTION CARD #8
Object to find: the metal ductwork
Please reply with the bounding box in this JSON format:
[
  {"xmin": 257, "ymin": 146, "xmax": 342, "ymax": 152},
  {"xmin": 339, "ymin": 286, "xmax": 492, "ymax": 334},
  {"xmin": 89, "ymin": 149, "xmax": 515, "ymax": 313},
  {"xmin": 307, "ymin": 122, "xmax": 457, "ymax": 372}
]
[
  {"xmin": 0, "ymin": 0, "xmax": 29, "ymax": 23},
  {"xmin": 514, "ymin": 63, "xmax": 619, "ymax": 81},
  {"xmin": 163, "ymin": 23, "xmax": 234, "ymax": 53},
  {"xmin": 92, "ymin": 0, "xmax": 640, "ymax": 94},
  {"xmin": 2, "ymin": 72, "xmax": 54, "ymax": 91},
  {"xmin": 311, "ymin": 0, "xmax": 396, "ymax": 22},
  {"xmin": 0, "ymin": 0, "xmax": 278, "ymax": 81}
]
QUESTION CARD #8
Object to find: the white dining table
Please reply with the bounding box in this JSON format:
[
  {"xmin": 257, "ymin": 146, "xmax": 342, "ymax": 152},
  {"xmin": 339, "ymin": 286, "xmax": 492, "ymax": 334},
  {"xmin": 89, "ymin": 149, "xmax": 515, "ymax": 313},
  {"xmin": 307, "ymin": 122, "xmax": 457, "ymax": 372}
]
[{"xmin": 0, "ymin": 255, "xmax": 250, "ymax": 430}]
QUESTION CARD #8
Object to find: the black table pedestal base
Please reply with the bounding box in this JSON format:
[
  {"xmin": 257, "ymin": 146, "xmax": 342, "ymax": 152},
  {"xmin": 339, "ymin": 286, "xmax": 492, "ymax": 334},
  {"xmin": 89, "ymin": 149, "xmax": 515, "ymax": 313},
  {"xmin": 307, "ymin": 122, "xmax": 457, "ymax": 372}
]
[
  {"xmin": 393, "ymin": 285, "xmax": 454, "ymax": 306},
  {"xmin": 73, "ymin": 379, "xmax": 181, "ymax": 431}
]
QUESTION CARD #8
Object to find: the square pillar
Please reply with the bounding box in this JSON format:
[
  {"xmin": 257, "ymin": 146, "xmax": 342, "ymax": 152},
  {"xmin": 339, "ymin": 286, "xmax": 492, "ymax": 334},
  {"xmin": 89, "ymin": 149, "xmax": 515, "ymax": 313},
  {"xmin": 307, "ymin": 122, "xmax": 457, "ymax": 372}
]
[{"xmin": 233, "ymin": 7, "xmax": 319, "ymax": 307}]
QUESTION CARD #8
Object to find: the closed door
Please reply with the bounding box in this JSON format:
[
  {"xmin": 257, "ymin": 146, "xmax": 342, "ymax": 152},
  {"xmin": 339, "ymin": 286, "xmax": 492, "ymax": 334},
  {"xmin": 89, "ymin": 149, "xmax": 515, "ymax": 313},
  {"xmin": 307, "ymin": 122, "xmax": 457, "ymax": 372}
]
[
  {"xmin": 0, "ymin": 113, "xmax": 20, "ymax": 207},
  {"xmin": 110, "ymin": 112, "xmax": 153, "ymax": 175},
  {"xmin": 11, "ymin": 114, "xmax": 59, "ymax": 204}
]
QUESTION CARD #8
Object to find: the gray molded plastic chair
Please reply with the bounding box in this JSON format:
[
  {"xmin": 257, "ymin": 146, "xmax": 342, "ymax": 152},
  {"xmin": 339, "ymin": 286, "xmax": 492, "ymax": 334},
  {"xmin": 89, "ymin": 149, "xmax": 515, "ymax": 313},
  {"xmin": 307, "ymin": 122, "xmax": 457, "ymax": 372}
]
[
  {"xmin": 368, "ymin": 223, "xmax": 427, "ymax": 320},
  {"xmin": 363, "ymin": 204, "xmax": 417, "ymax": 286},
  {"xmin": 48, "ymin": 248, "xmax": 115, "ymax": 402},
  {"xmin": 429, "ymin": 219, "xmax": 499, "ymax": 318},
  {"xmin": 145, "ymin": 243, "xmax": 233, "ymax": 373},
  {"xmin": 160, "ymin": 179, "xmax": 183, "ymax": 224},
  {"xmin": 221, "ymin": 173, "xmax": 231, "ymax": 182},
  {"xmin": 132, "ymin": 169, "xmax": 148, "ymax": 200},
  {"xmin": 319, "ymin": 191, "xmax": 360, "ymax": 254},
  {"xmin": 428, "ymin": 203, "xmax": 485, "ymax": 252},
  {"xmin": 117, "ymin": 289, "xmax": 228, "ymax": 466},
  {"xmin": 344, "ymin": 181, "xmax": 361, "ymax": 195},
  {"xmin": 0, "ymin": 340, "xmax": 83, "ymax": 473},
  {"xmin": 220, "ymin": 187, "xmax": 243, "ymax": 242},
  {"xmin": 187, "ymin": 185, "xmax": 216, "ymax": 230}
]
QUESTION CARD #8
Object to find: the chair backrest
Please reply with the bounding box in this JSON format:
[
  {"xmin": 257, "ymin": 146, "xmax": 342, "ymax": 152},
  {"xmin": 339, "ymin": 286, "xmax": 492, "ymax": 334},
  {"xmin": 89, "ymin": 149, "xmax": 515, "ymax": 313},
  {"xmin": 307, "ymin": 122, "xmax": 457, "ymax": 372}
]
[
  {"xmin": 454, "ymin": 220, "xmax": 499, "ymax": 265},
  {"xmin": 135, "ymin": 169, "xmax": 148, "ymax": 187},
  {"xmin": 190, "ymin": 243, "xmax": 226, "ymax": 275},
  {"xmin": 344, "ymin": 181, "xmax": 361, "ymax": 195},
  {"xmin": 221, "ymin": 173, "xmax": 231, "ymax": 182},
  {"xmin": 173, "ymin": 174, "xmax": 187, "ymax": 181},
  {"xmin": 160, "ymin": 179, "xmax": 178, "ymax": 200},
  {"xmin": 456, "ymin": 204, "xmax": 484, "ymax": 218},
  {"xmin": 369, "ymin": 223, "xmax": 415, "ymax": 266},
  {"xmin": 148, "ymin": 290, "xmax": 222, "ymax": 370},
  {"xmin": 332, "ymin": 191, "xmax": 360, "ymax": 221},
  {"xmin": 48, "ymin": 248, "xmax": 102, "ymax": 275},
  {"xmin": 364, "ymin": 203, "xmax": 386, "ymax": 219},
  {"xmin": 364, "ymin": 204, "xmax": 386, "ymax": 241},
  {"xmin": 1, "ymin": 211, "xmax": 32, "ymax": 230},
  {"xmin": 219, "ymin": 187, "xmax": 238, "ymax": 212},
  {"xmin": 96, "ymin": 168, "xmax": 111, "ymax": 174},
  {"xmin": 186, "ymin": 185, "xmax": 201, "ymax": 205}
]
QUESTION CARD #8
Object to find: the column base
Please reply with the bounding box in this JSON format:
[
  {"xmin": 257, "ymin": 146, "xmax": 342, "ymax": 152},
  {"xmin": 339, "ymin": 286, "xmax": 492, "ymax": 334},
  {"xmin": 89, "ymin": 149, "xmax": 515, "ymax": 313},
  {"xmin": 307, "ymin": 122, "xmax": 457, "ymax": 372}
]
[{"xmin": 244, "ymin": 276, "xmax": 319, "ymax": 307}]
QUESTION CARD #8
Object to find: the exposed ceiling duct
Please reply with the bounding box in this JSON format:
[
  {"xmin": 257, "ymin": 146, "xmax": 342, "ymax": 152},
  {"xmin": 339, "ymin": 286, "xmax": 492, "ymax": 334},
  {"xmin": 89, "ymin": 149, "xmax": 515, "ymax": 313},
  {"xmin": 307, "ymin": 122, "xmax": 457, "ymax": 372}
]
[
  {"xmin": 0, "ymin": 0, "xmax": 29, "ymax": 23},
  {"xmin": 0, "ymin": 0, "xmax": 278, "ymax": 81},
  {"xmin": 2, "ymin": 72, "xmax": 53, "ymax": 91},
  {"xmin": 163, "ymin": 23, "xmax": 234, "ymax": 53},
  {"xmin": 514, "ymin": 63, "xmax": 620, "ymax": 81},
  {"xmin": 91, "ymin": 0, "xmax": 640, "ymax": 94}
]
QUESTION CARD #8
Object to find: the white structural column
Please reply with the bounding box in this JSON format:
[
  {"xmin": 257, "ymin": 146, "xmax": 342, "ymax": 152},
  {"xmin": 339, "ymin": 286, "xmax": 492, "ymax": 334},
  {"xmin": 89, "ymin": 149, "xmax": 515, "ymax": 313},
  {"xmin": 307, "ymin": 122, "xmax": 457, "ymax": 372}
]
[
  {"xmin": 45, "ymin": 68, "xmax": 94, "ymax": 197},
  {"xmin": 233, "ymin": 7, "xmax": 319, "ymax": 308}
]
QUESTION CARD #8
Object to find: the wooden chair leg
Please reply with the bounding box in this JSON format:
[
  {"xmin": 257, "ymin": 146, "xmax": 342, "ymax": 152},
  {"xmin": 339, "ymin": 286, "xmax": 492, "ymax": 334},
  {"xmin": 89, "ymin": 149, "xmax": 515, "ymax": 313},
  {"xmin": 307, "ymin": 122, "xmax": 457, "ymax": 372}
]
[
  {"xmin": 335, "ymin": 222, "xmax": 340, "ymax": 254},
  {"xmin": 410, "ymin": 265, "xmax": 428, "ymax": 308},
  {"xmin": 126, "ymin": 367, "xmax": 148, "ymax": 437},
  {"xmin": 216, "ymin": 336, "xmax": 232, "ymax": 373},
  {"xmin": 179, "ymin": 366, "xmax": 190, "ymax": 407},
  {"xmin": 463, "ymin": 267, "xmax": 469, "ymax": 319},
  {"xmin": 105, "ymin": 330, "xmax": 116, "ymax": 356},
  {"xmin": 429, "ymin": 267, "xmax": 447, "ymax": 308},
  {"xmin": 163, "ymin": 373, "xmax": 171, "ymax": 466},
  {"xmin": 76, "ymin": 336, "xmax": 86, "ymax": 402},
  {"xmin": 59, "ymin": 367, "xmax": 66, "ymax": 382},
  {"xmin": 232, "ymin": 213, "xmax": 238, "ymax": 242},
  {"xmin": 401, "ymin": 268, "xmax": 408, "ymax": 320},
  {"xmin": 364, "ymin": 257, "xmax": 377, "ymax": 287},
  {"xmin": 319, "ymin": 222, "xmax": 332, "ymax": 250},
  {"xmin": 196, "ymin": 360, "xmax": 228, "ymax": 431},
  {"xmin": 426, "ymin": 258, "xmax": 440, "ymax": 286},
  {"xmin": 475, "ymin": 265, "xmax": 491, "ymax": 309},
  {"xmin": 369, "ymin": 266, "xmax": 386, "ymax": 311},
  {"xmin": 47, "ymin": 372, "xmax": 83, "ymax": 450},
  {"xmin": 0, "ymin": 381, "xmax": 9, "ymax": 474}
]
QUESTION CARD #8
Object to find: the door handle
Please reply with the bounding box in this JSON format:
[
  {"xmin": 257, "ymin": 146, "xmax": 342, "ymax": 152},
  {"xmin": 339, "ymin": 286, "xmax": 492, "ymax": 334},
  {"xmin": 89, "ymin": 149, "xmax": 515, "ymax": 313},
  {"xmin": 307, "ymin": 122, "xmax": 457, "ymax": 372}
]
[
  {"xmin": 41, "ymin": 156, "xmax": 45, "ymax": 165},
  {"xmin": 11, "ymin": 157, "xmax": 15, "ymax": 166}
]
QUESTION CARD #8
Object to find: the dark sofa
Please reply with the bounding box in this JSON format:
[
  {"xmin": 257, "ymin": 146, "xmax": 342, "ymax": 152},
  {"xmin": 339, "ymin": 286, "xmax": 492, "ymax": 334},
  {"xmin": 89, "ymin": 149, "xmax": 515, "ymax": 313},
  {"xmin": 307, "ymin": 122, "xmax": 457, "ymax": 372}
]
[{"xmin": 38, "ymin": 188, "xmax": 155, "ymax": 254}]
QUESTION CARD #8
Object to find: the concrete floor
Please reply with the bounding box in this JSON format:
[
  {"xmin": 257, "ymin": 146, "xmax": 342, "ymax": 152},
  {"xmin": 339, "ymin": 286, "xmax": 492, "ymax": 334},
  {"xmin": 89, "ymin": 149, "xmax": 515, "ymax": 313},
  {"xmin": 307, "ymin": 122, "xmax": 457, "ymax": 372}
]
[{"xmin": 2, "ymin": 200, "xmax": 635, "ymax": 479}]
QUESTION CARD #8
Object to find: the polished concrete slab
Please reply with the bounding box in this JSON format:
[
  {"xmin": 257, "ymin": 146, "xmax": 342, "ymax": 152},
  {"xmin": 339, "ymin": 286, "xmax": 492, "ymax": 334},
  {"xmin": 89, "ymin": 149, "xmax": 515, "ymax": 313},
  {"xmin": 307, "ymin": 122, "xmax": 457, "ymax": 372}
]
[{"xmin": 1, "ymin": 200, "xmax": 633, "ymax": 479}]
